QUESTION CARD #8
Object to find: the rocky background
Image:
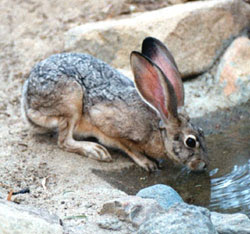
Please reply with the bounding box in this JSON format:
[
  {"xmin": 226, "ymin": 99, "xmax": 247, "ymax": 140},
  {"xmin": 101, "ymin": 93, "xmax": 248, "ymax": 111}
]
[{"xmin": 0, "ymin": 0, "xmax": 250, "ymax": 233}]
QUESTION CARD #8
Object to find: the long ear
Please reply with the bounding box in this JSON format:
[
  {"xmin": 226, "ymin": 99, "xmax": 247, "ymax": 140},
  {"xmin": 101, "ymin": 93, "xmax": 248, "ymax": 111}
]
[
  {"xmin": 130, "ymin": 51, "xmax": 178, "ymax": 122},
  {"xmin": 142, "ymin": 37, "xmax": 184, "ymax": 107}
]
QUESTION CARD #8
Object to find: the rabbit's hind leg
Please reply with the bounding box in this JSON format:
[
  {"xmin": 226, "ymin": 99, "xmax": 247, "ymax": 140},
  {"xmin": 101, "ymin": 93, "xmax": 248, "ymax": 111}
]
[
  {"xmin": 25, "ymin": 77, "xmax": 112, "ymax": 162},
  {"xmin": 53, "ymin": 79, "xmax": 112, "ymax": 162},
  {"xmin": 25, "ymin": 109, "xmax": 59, "ymax": 134},
  {"xmin": 57, "ymin": 113, "xmax": 112, "ymax": 162}
]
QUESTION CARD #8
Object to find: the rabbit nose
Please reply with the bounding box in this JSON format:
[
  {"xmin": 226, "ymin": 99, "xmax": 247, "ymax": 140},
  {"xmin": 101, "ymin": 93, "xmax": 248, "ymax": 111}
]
[{"xmin": 189, "ymin": 160, "xmax": 207, "ymax": 172}]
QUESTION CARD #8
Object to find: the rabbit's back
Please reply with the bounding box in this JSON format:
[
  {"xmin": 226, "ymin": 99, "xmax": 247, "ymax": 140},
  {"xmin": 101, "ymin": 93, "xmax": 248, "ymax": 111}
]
[{"xmin": 27, "ymin": 53, "xmax": 135, "ymax": 111}]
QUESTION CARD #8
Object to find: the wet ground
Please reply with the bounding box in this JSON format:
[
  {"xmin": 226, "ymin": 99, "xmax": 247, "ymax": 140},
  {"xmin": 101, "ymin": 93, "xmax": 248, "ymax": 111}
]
[{"xmin": 93, "ymin": 101, "xmax": 250, "ymax": 217}]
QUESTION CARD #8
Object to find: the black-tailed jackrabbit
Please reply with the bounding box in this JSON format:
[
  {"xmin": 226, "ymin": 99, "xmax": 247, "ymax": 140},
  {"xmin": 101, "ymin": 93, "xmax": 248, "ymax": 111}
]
[{"xmin": 22, "ymin": 37, "xmax": 208, "ymax": 171}]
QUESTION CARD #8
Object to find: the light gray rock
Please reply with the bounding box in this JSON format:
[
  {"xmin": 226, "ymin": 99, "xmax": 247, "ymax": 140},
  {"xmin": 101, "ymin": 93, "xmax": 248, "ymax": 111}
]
[
  {"xmin": 97, "ymin": 216, "xmax": 122, "ymax": 231},
  {"xmin": 136, "ymin": 184, "xmax": 183, "ymax": 211},
  {"xmin": 100, "ymin": 195, "xmax": 165, "ymax": 228},
  {"xmin": 0, "ymin": 199, "xmax": 63, "ymax": 234},
  {"xmin": 138, "ymin": 203, "xmax": 217, "ymax": 234},
  {"xmin": 65, "ymin": 0, "xmax": 250, "ymax": 77},
  {"xmin": 211, "ymin": 212, "xmax": 250, "ymax": 234}
]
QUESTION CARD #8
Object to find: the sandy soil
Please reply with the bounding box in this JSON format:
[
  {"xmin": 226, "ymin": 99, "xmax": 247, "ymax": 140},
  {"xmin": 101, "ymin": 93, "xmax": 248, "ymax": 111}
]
[{"xmin": 0, "ymin": 0, "xmax": 165, "ymax": 233}]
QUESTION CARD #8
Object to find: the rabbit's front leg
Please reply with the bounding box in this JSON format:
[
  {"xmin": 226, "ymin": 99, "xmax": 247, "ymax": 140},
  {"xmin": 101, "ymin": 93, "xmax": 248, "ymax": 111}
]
[{"xmin": 122, "ymin": 147, "xmax": 158, "ymax": 172}]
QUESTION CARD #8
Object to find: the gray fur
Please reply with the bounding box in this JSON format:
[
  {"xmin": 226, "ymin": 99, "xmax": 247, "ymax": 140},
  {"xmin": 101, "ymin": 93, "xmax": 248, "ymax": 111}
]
[{"xmin": 27, "ymin": 53, "xmax": 135, "ymax": 111}]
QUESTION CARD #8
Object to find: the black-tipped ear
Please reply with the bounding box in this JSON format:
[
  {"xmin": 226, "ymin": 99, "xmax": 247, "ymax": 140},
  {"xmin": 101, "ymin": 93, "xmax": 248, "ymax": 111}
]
[
  {"xmin": 142, "ymin": 37, "xmax": 184, "ymax": 107},
  {"xmin": 142, "ymin": 37, "xmax": 178, "ymax": 69},
  {"xmin": 130, "ymin": 51, "xmax": 178, "ymax": 121}
]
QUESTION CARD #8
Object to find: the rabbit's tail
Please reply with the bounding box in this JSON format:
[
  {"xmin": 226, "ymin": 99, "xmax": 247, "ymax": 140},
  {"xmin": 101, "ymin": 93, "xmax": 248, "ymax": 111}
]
[{"xmin": 21, "ymin": 79, "xmax": 57, "ymax": 134}]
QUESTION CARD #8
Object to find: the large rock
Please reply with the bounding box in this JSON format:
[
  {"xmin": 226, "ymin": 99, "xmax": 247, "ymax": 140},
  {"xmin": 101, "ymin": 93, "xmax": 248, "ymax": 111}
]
[
  {"xmin": 136, "ymin": 184, "xmax": 184, "ymax": 210},
  {"xmin": 99, "ymin": 196, "xmax": 165, "ymax": 228},
  {"xmin": 65, "ymin": 0, "xmax": 250, "ymax": 77},
  {"xmin": 211, "ymin": 212, "xmax": 250, "ymax": 234},
  {"xmin": 97, "ymin": 216, "xmax": 123, "ymax": 231},
  {"xmin": 0, "ymin": 199, "xmax": 63, "ymax": 234},
  {"xmin": 99, "ymin": 195, "xmax": 250, "ymax": 234},
  {"xmin": 138, "ymin": 203, "xmax": 217, "ymax": 234},
  {"xmin": 216, "ymin": 36, "xmax": 250, "ymax": 102}
]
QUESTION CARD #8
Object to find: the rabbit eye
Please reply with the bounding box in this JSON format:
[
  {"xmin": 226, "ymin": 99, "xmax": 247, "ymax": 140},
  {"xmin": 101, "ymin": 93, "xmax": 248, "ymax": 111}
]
[{"xmin": 185, "ymin": 135, "xmax": 197, "ymax": 148}]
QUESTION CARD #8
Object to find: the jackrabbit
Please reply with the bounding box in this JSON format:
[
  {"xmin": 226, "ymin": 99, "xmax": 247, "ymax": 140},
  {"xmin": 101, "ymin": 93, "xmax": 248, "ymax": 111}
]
[{"xmin": 22, "ymin": 37, "xmax": 208, "ymax": 171}]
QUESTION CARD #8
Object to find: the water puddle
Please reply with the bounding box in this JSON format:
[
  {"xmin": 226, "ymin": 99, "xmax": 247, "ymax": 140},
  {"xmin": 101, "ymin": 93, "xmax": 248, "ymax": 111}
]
[
  {"xmin": 93, "ymin": 104, "xmax": 250, "ymax": 217},
  {"xmin": 208, "ymin": 121, "xmax": 250, "ymax": 215}
]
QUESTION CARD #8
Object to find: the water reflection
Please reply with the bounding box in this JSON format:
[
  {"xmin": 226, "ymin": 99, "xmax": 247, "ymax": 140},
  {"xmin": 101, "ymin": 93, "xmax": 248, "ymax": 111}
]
[{"xmin": 209, "ymin": 160, "xmax": 250, "ymax": 216}]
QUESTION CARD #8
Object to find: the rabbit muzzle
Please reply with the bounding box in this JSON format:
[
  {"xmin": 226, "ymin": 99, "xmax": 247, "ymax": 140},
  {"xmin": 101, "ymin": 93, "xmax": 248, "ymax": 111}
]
[{"xmin": 187, "ymin": 158, "xmax": 208, "ymax": 172}]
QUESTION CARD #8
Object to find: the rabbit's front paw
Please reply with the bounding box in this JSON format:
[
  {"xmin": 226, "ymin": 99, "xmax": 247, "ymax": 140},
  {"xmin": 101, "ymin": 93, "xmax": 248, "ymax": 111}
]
[
  {"xmin": 140, "ymin": 159, "xmax": 158, "ymax": 172},
  {"xmin": 132, "ymin": 155, "xmax": 158, "ymax": 172}
]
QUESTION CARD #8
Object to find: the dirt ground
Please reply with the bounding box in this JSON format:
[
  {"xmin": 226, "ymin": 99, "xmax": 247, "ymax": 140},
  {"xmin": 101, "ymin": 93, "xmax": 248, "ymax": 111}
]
[{"xmin": 1, "ymin": 0, "xmax": 184, "ymax": 233}]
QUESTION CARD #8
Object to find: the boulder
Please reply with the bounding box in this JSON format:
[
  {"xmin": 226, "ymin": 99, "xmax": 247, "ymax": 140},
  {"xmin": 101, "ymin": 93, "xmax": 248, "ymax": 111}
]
[
  {"xmin": 211, "ymin": 212, "xmax": 250, "ymax": 234},
  {"xmin": 0, "ymin": 199, "xmax": 63, "ymax": 234},
  {"xmin": 97, "ymin": 216, "xmax": 123, "ymax": 231},
  {"xmin": 136, "ymin": 184, "xmax": 184, "ymax": 210},
  {"xmin": 99, "ymin": 194, "xmax": 250, "ymax": 234},
  {"xmin": 65, "ymin": 0, "xmax": 250, "ymax": 77},
  {"xmin": 138, "ymin": 202, "xmax": 217, "ymax": 234},
  {"xmin": 99, "ymin": 195, "xmax": 165, "ymax": 228},
  {"xmin": 216, "ymin": 36, "xmax": 250, "ymax": 103}
]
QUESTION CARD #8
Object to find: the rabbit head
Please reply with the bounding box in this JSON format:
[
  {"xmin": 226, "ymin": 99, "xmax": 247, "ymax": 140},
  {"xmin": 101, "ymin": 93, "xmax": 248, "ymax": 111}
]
[{"xmin": 130, "ymin": 37, "xmax": 208, "ymax": 171}]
